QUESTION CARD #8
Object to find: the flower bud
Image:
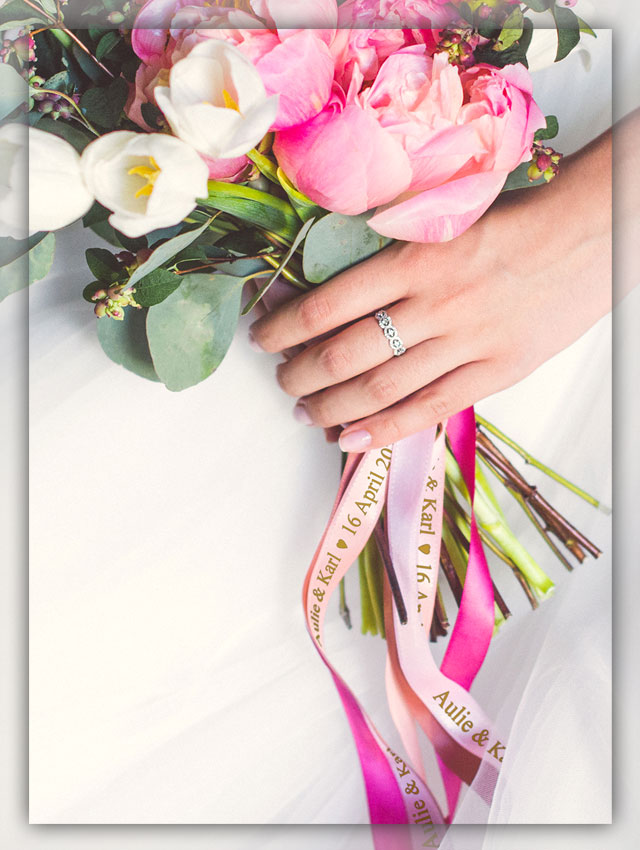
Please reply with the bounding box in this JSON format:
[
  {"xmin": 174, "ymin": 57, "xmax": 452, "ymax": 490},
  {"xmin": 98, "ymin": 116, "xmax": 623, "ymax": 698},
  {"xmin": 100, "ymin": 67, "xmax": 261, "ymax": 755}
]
[{"xmin": 94, "ymin": 302, "xmax": 107, "ymax": 318}]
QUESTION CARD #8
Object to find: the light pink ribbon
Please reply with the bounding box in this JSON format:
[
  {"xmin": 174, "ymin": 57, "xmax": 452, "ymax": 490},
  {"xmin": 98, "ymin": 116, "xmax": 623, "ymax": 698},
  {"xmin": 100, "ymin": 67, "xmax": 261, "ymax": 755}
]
[{"xmin": 302, "ymin": 447, "xmax": 446, "ymax": 845}]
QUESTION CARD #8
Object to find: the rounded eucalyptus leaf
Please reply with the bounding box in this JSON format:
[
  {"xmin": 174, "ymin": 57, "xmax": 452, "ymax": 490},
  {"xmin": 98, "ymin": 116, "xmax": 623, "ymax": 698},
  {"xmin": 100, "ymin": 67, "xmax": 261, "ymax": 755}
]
[
  {"xmin": 303, "ymin": 212, "xmax": 392, "ymax": 284},
  {"xmin": 96, "ymin": 306, "xmax": 159, "ymax": 382},
  {"xmin": 146, "ymin": 273, "xmax": 245, "ymax": 392}
]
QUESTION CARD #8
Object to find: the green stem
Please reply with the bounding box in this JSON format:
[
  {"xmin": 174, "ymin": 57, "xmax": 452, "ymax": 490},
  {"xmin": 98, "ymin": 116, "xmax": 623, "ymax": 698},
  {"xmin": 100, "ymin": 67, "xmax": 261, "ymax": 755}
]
[
  {"xmin": 246, "ymin": 148, "xmax": 280, "ymax": 185},
  {"xmin": 476, "ymin": 415, "xmax": 611, "ymax": 514},
  {"xmin": 363, "ymin": 534, "xmax": 386, "ymax": 639},
  {"xmin": 479, "ymin": 456, "xmax": 576, "ymax": 572},
  {"xmin": 338, "ymin": 579, "xmax": 352, "ymax": 630},
  {"xmin": 31, "ymin": 88, "xmax": 99, "ymax": 135},
  {"xmin": 359, "ymin": 552, "xmax": 377, "ymax": 636},
  {"xmin": 446, "ymin": 451, "xmax": 555, "ymax": 597}
]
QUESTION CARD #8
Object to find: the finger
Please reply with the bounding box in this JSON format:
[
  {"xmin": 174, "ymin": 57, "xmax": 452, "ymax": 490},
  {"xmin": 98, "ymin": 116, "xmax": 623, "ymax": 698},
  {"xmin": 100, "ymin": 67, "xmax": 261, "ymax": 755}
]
[
  {"xmin": 336, "ymin": 360, "xmax": 501, "ymax": 452},
  {"xmin": 298, "ymin": 335, "xmax": 467, "ymax": 428},
  {"xmin": 276, "ymin": 299, "xmax": 437, "ymax": 398},
  {"xmin": 248, "ymin": 248, "xmax": 408, "ymax": 353}
]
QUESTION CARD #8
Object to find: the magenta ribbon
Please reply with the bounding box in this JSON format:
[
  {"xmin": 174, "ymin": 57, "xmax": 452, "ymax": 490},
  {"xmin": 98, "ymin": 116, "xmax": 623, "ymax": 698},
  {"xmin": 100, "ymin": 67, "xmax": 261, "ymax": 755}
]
[{"xmin": 438, "ymin": 407, "xmax": 496, "ymax": 817}]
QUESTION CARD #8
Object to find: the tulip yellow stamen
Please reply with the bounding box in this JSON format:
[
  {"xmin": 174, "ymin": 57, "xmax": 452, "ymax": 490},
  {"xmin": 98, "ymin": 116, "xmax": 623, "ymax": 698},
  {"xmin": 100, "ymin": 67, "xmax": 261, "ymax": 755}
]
[
  {"xmin": 222, "ymin": 89, "xmax": 240, "ymax": 112},
  {"xmin": 128, "ymin": 156, "xmax": 161, "ymax": 199}
]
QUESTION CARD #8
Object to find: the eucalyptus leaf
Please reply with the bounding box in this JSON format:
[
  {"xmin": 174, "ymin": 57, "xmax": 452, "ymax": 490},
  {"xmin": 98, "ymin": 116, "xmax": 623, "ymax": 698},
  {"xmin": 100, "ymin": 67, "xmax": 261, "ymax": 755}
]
[
  {"xmin": 577, "ymin": 17, "xmax": 596, "ymax": 37},
  {"xmin": 525, "ymin": 0, "xmax": 554, "ymax": 11},
  {"xmin": 128, "ymin": 219, "xmax": 212, "ymax": 287},
  {"xmin": 0, "ymin": 63, "xmax": 27, "ymax": 121},
  {"xmin": 0, "ymin": 232, "xmax": 45, "ymax": 267},
  {"xmin": 0, "ymin": 232, "xmax": 55, "ymax": 302},
  {"xmin": 552, "ymin": 5, "xmax": 581, "ymax": 62},
  {"xmin": 303, "ymin": 212, "xmax": 392, "ymax": 284},
  {"xmin": 132, "ymin": 268, "xmax": 181, "ymax": 308},
  {"xmin": 146, "ymin": 273, "xmax": 245, "ymax": 391},
  {"xmin": 97, "ymin": 307, "xmax": 159, "ymax": 382}
]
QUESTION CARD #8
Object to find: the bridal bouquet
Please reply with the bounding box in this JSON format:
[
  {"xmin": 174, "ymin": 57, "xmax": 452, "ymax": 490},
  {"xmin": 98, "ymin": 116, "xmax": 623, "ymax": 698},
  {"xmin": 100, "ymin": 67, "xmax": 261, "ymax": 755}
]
[{"xmin": 1, "ymin": 0, "xmax": 605, "ymax": 838}]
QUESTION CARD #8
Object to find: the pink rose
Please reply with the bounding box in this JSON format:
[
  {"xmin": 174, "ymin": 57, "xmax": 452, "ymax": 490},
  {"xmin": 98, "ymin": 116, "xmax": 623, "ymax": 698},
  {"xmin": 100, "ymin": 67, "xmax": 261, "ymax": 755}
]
[{"xmin": 274, "ymin": 48, "xmax": 545, "ymax": 242}]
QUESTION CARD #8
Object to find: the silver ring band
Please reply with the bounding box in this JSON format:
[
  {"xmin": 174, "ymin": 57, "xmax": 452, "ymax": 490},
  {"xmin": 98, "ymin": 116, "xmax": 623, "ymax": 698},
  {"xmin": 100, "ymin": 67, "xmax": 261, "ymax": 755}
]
[{"xmin": 375, "ymin": 310, "xmax": 406, "ymax": 356}]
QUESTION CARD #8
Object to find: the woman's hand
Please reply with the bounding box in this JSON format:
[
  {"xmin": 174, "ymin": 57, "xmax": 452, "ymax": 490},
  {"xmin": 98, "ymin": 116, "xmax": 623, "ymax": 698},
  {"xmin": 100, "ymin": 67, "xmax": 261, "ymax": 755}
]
[{"xmin": 249, "ymin": 128, "xmax": 612, "ymax": 452}]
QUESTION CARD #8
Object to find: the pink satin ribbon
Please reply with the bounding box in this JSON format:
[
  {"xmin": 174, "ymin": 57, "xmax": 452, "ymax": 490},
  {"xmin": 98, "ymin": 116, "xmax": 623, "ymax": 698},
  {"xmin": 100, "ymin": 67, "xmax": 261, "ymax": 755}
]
[{"xmin": 302, "ymin": 409, "xmax": 504, "ymax": 839}]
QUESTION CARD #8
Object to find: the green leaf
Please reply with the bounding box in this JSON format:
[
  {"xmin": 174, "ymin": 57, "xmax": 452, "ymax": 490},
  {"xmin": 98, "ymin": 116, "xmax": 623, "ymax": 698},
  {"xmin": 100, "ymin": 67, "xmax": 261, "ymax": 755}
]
[
  {"xmin": 132, "ymin": 268, "xmax": 182, "ymax": 308},
  {"xmin": 72, "ymin": 42, "xmax": 107, "ymax": 84},
  {"xmin": 140, "ymin": 101, "xmax": 164, "ymax": 130},
  {"xmin": 85, "ymin": 247, "xmax": 121, "ymax": 281},
  {"xmin": 44, "ymin": 70, "xmax": 73, "ymax": 94},
  {"xmin": 128, "ymin": 219, "xmax": 212, "ymax": 287},
  {"xmin": 96, "ymin": 31, "xmax": 121, "ymax": 61},
  {"xmin": 0, "ymin": 232, "xmax": 55, "ymax": 302},
  {"xmin": 79, "ymin": 76, "xmax": 128, "ymax": 129},
  {"xmin": 146, "ymin": 273, "xmax": 245, "ymax": 391},
  {"xmin": 0, "ymin": 232, "xmax": 45, "ymax": 267},
  {"xmin": 0, "ymin": 63, "xmax": 27, "ymax": 120},
  {"xmin": 535, "ymin": 115, "xmax": 559, "ymax": 141},
  {"xmin": 577, "ymin": 16, "xmax": 596, "ymax": 37},
  {"xmin": 36, "ymin": 115, "xmax": 93, "ymax": 152},
  {"xmin": 501, "ymin": 162, "xmax": 547, "ymax": 192},
  {"xmin": 552, "ymin": 5, "xmax": 581, "ymax": 62},
  {"xmin": 303, "ymin": 212, "xmax": 392, "ymax": 285},
  {"xmin": 0, "ymin": 0, "xmax": 47, "ymax": 27},
  {"xmin": 276, "ymin": 168, "xmax": 326, "ymax": 223},
  {"xmin": 97, "ymin": 307, "xmax": 159, "ymax": 382},
  {"xmin": 83, "ymin": 280, "xmax": 103, "ymax": 303},
  {"xmin": 525, "ymin": 0, "xmax": 554, "ymax": 11},
  {"xmin": 242, "ymin": 217, "xmax": 314, "ymax": 315},
  {"xmin": 495, "ymin": 7, "xmax": 524, "ymax": 52},
  {"xmin": 201, "ymin": 181, "xmax": 299, "ymax": 242}
]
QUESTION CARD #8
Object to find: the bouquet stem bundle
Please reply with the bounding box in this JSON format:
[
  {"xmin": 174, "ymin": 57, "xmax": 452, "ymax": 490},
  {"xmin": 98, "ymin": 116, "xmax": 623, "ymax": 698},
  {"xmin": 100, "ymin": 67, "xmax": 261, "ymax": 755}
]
[{"xmin": 352, "ymin": 416, "xmax": 603, "ymax": 640}]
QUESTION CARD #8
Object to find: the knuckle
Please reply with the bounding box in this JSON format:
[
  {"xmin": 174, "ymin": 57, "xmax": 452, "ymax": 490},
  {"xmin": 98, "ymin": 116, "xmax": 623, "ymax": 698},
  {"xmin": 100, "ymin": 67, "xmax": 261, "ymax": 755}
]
[
  {"xmin": 423, "ymin": 394, "xmax": 450, "ymax": 422},
  {"xmin": 377, "ymin": 415, "xmax": 403, "ymax": 444},
  {"xmin": 297, "ymin": 291, "xmax": 333, "ymax": 334},
  {"xmin": 317, "ymin": 342, "xmax": 349, "ymax": 380},
  {"xmin": 307, "ymin": 393, "xmax": 338, "ymax": 428},
  {"xmin": 276, "ymin": 363, "xmax": 298, "ymax": 396},
  {"xmin": 366, "ymin": 372, "xmax": 399, "ymax": 405}
]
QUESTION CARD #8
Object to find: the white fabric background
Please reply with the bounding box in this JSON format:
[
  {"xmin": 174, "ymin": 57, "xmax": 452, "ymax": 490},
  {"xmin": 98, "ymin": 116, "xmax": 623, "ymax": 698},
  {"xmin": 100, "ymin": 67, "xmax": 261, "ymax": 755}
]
[{"xmin": 1, "ymin": 9, "xmax": 635, "ymax": 841}]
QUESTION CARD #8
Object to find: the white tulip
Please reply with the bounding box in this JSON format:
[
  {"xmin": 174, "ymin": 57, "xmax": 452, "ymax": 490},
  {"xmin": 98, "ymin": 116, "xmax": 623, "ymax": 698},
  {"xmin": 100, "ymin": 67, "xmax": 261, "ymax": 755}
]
[
  {"xmin": 0, "ymin": 123, "xmax": 27, "ymax": 239},
  {"xmin": 28, "ymin": 127, "xmax": 94, "ymax": 235},
  {"xmin": 1, "ymin": 124, "xmax": 93, "ymax": 238},
  {"xmin": 154, "ymin": 40, "xmax": 279, "ymax": 160},
  {"xmin": 80, "ymin": 131, "xmax": 209, "ymax": 238}
]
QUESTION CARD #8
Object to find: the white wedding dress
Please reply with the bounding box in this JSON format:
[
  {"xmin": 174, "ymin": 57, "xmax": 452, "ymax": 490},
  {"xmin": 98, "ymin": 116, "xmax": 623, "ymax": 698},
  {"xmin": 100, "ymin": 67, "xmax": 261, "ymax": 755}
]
[{"xmin": 3, "ymin": 6, "xmax": 639, "ymax": 848}]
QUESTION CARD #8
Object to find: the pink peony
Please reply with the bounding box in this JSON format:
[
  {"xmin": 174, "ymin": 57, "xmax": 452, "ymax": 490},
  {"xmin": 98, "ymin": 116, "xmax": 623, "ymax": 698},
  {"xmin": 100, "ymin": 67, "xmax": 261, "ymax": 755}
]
[{"xmin": 274, "ymin": 48, "xmax": 546, "ymax": 242}]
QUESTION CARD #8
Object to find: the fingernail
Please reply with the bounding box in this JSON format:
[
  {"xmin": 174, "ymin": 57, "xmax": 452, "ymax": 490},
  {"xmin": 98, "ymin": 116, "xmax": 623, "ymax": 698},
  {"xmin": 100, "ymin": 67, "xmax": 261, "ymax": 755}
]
[
  {"xmin": 293, "ymin": 400, "xmax": 313, "ymax": 426},
  {"xmin": 248, "ymin": 329, "xmax": 263, "ymax": 352},
  {"xmin": 339, "ymin": 429, "xmax": 372, "ymax": 453}
]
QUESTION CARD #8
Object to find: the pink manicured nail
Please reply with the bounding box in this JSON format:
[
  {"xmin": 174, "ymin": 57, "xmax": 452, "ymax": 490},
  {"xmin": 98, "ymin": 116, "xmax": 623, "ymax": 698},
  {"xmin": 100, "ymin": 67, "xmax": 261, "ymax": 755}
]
[
  {"xmin": 339, "ymin": 429, "xmax": 372, "ymax": 453},
  {"xmin": 293, "ymin": 401, "xmax": 313, "ymax": 425},
  {"xmin": 248, "ymin": 329, "xmax": 263, "ymax": 352}
]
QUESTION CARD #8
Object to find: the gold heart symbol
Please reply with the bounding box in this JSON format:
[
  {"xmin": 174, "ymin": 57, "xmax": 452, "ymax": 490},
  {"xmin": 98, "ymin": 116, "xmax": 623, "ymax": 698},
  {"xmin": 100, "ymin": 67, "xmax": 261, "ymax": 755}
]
[
  {"xmin": 337, "ymin": 539, "xmax": 348, "ymax": 549},
  {"xmin": 418, "ymin": 543, "xmax": 431, "ymax": 555}
]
